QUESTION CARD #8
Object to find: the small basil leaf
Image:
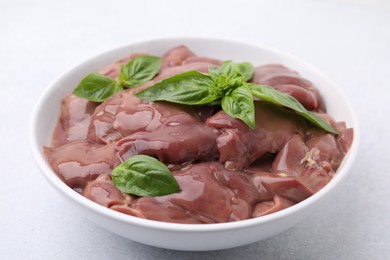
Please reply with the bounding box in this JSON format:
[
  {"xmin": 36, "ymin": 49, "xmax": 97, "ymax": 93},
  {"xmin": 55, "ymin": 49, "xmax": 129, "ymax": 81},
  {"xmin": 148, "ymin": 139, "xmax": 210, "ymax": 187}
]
[
  {"xmin": 209, "ymin": 62, "xmax": 244, "ymax": 94},
  {"xmin": 221, "ymin": 85, "xmax": 255, "ymax": 129},
  {"xmin": 208, "ymin": 62, "xmax": 238, "ymax": 81},
  {"xmin": 112, "ymin": 155, "xmax": 180, "ymax": 197},
  {"xmin": 219, "ymin": 62, "xmax": 240, "ymax": 77},
  {"xmin": 210, "ymin": 61, "xmax": 253, "ymax": 81},
  {"xmin": 119, "ymin": 55, "xmax": 162, "ymax": 88},
  {"xmin": 136, "ymin": 70, "xmax": 221, "ymax": 105},
  {"xmin": 248, "ymin": 83, "xmax": 337, "ymax": 134},
  {"xmin": 237, "ymin": 62, "xmax": 254, "ymax": 81},
  {"xmin": 73, "ymin": 73, "xmax": 122, "ymax": 102}
]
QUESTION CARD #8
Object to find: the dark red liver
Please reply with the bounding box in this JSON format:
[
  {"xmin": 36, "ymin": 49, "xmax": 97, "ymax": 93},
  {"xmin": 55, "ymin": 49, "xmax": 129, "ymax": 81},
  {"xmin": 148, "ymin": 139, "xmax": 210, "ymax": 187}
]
[{"xmin": 45, "ymin": 45, "xmax": 353, "ymax": 224}]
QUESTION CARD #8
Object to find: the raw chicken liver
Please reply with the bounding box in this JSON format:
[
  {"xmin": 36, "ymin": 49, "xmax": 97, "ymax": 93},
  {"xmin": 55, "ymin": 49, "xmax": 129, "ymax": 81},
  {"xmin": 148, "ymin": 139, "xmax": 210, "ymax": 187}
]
[{"xmin": 45, "ymin": 45, "xmax": 353, "ymax": 223}]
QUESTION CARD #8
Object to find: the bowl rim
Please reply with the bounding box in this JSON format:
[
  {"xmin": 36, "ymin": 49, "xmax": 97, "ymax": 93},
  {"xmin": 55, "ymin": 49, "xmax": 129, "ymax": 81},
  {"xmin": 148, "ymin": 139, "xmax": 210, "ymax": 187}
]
[{"xmin": 30, "ymin": 36, "xmax": 360, "ymax": 232}]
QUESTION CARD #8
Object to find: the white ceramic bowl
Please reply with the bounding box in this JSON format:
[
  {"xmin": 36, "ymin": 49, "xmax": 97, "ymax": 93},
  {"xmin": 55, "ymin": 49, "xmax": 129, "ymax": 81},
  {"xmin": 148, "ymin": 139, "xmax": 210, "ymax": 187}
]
[{"xmin": 30, "ymin": 38, "xmax": 359, "ymax": 251}]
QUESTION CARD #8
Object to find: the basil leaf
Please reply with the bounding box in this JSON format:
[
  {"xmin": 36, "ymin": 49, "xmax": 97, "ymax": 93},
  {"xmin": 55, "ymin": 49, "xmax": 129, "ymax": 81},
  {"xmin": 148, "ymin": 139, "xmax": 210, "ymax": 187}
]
[
  {"xmin": 219, "ymin": 62, "xmax": 239, "ymax": 77},
  {"xmin": 119, "ymin": 55, "xmax": 162, "ymax": 88},
  {"xmin": 136, "ymin": 71, "xmax": 221, "ymax": 105},
  {"xmin": 222, "ymin": 85, "xmax": 255, "ymax": 129},
  {"xmin": 248, "ymin": 83, "xmax": 307, "ymax": 111},
  {"xmin": 209, "ymin": 61, "xmax": 253, "ymax": 82},
  {"xmin": 248, "ymin": 83, "xmax": 337, "ymax": 134},
  {"xmin": 237, "ymin": 62, "xmax": 254, "ymax": 81},
  {"xmin": 73, "ymin": 73, "xmax": 122, "ymax": 102},
  {"xmin": 112, "ymin": 155, "xmax": 180, "ymax": 197},
  {"xmin": 209, "ymin": 62, "xmax": 244, "ymax": 95},
  {"xmin": 209, "ymin": 62, "xmax": 237, "ymax": 80},
  {"xmin": 301, "ymin": 111, "xmax": 338, "ymax": 134}
]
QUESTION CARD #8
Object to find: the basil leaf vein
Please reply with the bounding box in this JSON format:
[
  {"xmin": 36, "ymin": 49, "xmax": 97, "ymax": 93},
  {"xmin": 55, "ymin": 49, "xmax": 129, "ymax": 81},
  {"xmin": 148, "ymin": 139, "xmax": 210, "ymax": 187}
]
[{"xmin": 112, "ymin": 155, "xmax": 180, "ymax": 197}]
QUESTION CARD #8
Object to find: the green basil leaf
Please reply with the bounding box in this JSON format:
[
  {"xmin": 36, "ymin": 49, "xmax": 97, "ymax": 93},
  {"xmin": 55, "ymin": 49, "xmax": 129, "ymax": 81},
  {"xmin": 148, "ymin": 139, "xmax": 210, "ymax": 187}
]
[
  {"xmin": 248, "ymin": 83, "xmax": 307, "ymax": 111},
  {"xmin": 221, "ymin": 85, "xmax": 255, "ymax": 129},
  {"xmin": 112, "ymin": 155, "xmax": 180, "ymax": 197},
  {"xmin": 237, "ymin": 62, "xmax": 254, "ymax": 81},
  {"xmin": 73, "ymin": 73, "xmax": 122, "ymax": 102},
  {"xmin": 300, "ymin": 111, "xmax": 338, "ymax": 134},
  {"xmin": 248, "ymin": 83, "xmax": 338, "ymax": 134},
  {"xmin": 136, "ymin": 70, "xmax": 221, "ymax": 105},
  {"xmin": 219, "ymin": 62, "xmax": 239, "ymax": 77},
  {"xmin": 209, "ymin": 62, "xmax": 237, "ymax": 81},
  {"xmin": 209, "ymin": 62, "xmax": 244, "ymax": 94},
  {"xmin": 209, "ymin": 61, "xmax": 253, "ymax": 82},
  {"xmin": 119, "ymin": 55, "xmax": 162, "ymax": 88}
]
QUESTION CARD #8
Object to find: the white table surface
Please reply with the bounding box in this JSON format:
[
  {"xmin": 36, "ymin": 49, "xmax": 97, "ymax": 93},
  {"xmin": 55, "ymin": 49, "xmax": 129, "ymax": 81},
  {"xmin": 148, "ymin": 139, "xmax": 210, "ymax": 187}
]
[{"xmin": 1, "ymin": 0, "xmax": 389, "ymax": 259}]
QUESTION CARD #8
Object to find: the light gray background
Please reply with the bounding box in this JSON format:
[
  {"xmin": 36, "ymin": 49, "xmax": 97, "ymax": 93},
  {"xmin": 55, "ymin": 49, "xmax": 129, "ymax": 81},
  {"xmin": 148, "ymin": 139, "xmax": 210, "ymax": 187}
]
[{"xmin": 1, "ymin": 0, "xmax": 389, "ymax": 259}]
